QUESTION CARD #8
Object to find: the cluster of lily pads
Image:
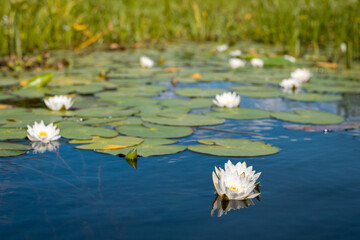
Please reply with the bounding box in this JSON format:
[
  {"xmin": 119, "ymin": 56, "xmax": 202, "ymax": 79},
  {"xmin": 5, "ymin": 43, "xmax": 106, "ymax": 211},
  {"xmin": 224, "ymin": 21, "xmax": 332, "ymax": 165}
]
[{"xmin": 0, "ymin": 42, "xmax": 357, "ymax": 207}]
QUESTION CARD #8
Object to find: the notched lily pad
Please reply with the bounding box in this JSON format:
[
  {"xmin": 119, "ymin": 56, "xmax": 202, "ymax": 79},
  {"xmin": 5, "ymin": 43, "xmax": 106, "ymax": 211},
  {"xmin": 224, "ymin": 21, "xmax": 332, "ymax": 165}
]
[
  {"xmin": 0, "ymin": 142, "xmax": 32, "ymax": 157},
  {"xmin": 205, "ymin": 107, "xmax": 270, "ymax": 120},
  {"xmin": 284, "ymin": 93, "xmax": 341, "ymax": 102},
  {"xmin": 98, "ymin": 138, "xmax": 186, "ymax": 157},
  {"xmin": 69, "ymin": 136, "xmax": 143, "ymax": 150},
  {"xmin": 75, "ymin": 106, "xmax": 139, "ymax": 118},
  {"xmin": 61, "ymin": 126, "xmax": 119, "ymax": 140},
  {"xmin": 271, "ymin": 109, "xmax": 344, "ymax": 124},
  {"xmin": 0, "ymin": 128, "xmax": 27, "ymax": 140},
  {"xmin": 188, "ymin": 138, "xmax": 279, "ymax": 157},
  {"xmin": 116, "ymin": 123, "xmax": 193, "ymax": 138},
  {"xmin": 175, "ymin": 88, "xmax": 226, "ymax": 97},
  {"xmin": 161, "ymin": 98, "xmax": 213, "ymax": 109},
  {"xmin": 142, "ymin": 113, "xmax": 224, "ymax": 126},
  {"xmin": 231, "ymin": 85, "xmax": 283, "ymax": 98}
]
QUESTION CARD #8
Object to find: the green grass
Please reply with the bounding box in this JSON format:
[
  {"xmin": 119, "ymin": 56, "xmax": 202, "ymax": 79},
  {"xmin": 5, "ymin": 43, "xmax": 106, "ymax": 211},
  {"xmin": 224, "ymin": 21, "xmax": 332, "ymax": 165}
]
[{"xmin": 0, "ymin": 0, "xmax": 359, "ymax": 65}]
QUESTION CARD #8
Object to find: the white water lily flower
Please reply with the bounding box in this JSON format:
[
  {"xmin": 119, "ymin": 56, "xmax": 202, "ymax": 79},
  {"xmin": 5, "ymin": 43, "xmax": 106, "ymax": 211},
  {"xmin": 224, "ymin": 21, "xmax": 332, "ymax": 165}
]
[
  {"xmin": 284, "ymin": 54, "xmax": 296, "ymax": 63},
  {"xmin": 44, "ymin": 95, "xmax": 73, "ymax": 111},
  {"xmin": 211, "ymin": 196, "xmax": 255, "ymax": 217},
  {"xmin": 280, "ymin": 78, "xmax": 301, "ymax": 94},
  {"xmin": 291, "ymin": 68, "xmax": 311, "ymax": 83},
  {"xmin": 213, "ymin": 92, "xmax": 241, "ymax": 108},
  {"xmin": 216, "ymin": 44, "xmax": 228, "ymax": 52},
  {"xmin": 27, "ymin": 121, "xmax": 61, "ymax": 143},
  {"xmin": 229, "ymin": 58, "xmax": 246, "ymax": 69},
  {"xmin": 139, "ymin": 56, "xmax": 154, "ymax": 68},
  {"xmin": 212, "ymin": 160, "xmax": 261, "ymax": 200},
  {"xmin": 250, "ymin": 58, "xmax": 264, "ymax": 68},
  {"xmin": 340, "ymin": 42, "xmax": 347, "ymax": 53},
  {"xmin": 31, "ymin": 141, "xmax": 60, "ymax": 154},
  {"xmin": 229, "ymin": 49, "xmax": 242, "ymax": 57}
]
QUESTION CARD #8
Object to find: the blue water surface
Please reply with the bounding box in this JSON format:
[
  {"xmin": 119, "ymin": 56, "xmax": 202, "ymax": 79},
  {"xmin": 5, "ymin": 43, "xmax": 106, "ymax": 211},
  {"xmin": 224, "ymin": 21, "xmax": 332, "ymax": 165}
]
[{"xmin": 1, "ymin": 81, "xmax": 360, "ymax": 240}]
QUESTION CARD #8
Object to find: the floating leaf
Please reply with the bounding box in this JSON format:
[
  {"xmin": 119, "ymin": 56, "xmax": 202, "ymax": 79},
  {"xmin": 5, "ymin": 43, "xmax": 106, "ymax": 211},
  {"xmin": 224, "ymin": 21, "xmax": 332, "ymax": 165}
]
[
  {"xmin": 230, "ymin": 85, "xmax": 283, "ymax": 98},
  {"xmin": 75, "ymin": 106, "xmax": 139, "ymax": 118},
  {"xmin": 271, "ymin": 109, "xmax": 344, "ymax": 124},
  {"xmin": 284, "ymin": 122, "xmax": 360, "ymax": 131},
  {"xmin": 0, "ymin": 114, "xmax": 62, "ymax": 128},
  {"xmin": 98, "ymin": 95, "xmax": 159, "ymax": 106},
  {"xmin": 70, "ymin": 136, "xmax": 143, "ymax": 150},
  {"xmin": 263, "ymin": 57, "xmax": 295, "ymax": 67},
  {"xmin": 0, "ymin": 128, "xmax": 27, "ymax": 140},
  {"xmin": 284, "ymin": 93, "xmax": 341, "ymax": 102},
  {"xmin": 116, "ymin": 123, "xmax": 193, "ymax": 138},
  {"xmin": 188, "ymin": 138, "xmax": 279, "ymax": 156},
  {"xmin": 175, "ymin": 88, "xmax": 226, "ymax": 97},
  {"xmin": 98, "ymin": 138, "xmax": 186, "ymax": 157},
  {"xmin": 205, "ymin": 107, "xmax": 270, "ymax": 120},
  {"xmin": 303, "ymin": 83, "xmax": 360, "ymax": 93},
  {"xmin": 25, "ymin": 73, "xmax": 54, "ymax": 88},
  {"xmin": 0, "ymin": 142, "xmax": 32, "ymax": 157},
  {"xmin": 61, "ymin": 126, "xmax": 119, "ymax": 140},
  {"xmin": 10, "ymin": 88, "xmax": 50, "ymax": 98},
  {"xmin": 161, "ymin": 98, "xmax": 213, "ymax": 109},
  {"xmin": 142, "ymin": 113, "xmax": 224, "ymax": 126},
  {"xmin": 0, "ymin": 78, "xmax": 19, "ymax": 87}
]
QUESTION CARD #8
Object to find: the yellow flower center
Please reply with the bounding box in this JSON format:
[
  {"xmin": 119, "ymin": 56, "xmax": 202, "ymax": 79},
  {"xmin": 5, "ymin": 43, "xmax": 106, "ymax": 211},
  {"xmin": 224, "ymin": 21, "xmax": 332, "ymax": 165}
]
[
  {"xmin": 229, "ymin": 185, "xmax": 239, "ymax": 192},
  {"xmin": 39, "ymin": 131, "xmax": 47, "ymax": 137}
]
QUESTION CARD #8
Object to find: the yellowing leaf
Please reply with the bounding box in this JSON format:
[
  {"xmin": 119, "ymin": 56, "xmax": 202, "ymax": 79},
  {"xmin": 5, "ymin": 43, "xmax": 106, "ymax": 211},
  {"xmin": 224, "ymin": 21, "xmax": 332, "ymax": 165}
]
[
  {"xmin": 316, "ymin": 62, "xmax": 338, "ymax": 68},
  {"xmin": 189, "ymin": 73, "xmax": 203, "ymax": 79},
  {"xmin": 0, "ymin": 104, "xmax": 13, "ymax": 109},
  {"xmin": 163, "ymin": 67, "xmax": 178, "ymax": 73},
  {"xmin": 20, "ymin": 80, "xmax": 29, "ymax": 86},
  {"xmin": 104, "ymin": 144, "xmax": 126, "ymax": 150}
]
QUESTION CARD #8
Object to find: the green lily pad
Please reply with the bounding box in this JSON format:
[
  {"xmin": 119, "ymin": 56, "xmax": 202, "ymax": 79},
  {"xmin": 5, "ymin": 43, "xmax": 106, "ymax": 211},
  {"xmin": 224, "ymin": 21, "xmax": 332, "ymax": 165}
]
[
  {"xmin": 98, "ymin": 95, "xmax": 159, "ymax": 106},
  {"xmin": 10, "ymin": 88, "xmax": 50, "ymax": 98},
  {"xmin": 70, "ymin": 136, "xmax": 143, "ymax": 150},
  {"xmin": 25, "ymin": 73, "xmax": 54, "ymax": 88},
  {"xmin": 0, "ymin": 128, "xmax": 27, "ymax": 140},
  {"xmin": 188, "ymin": 138, "xmax": 279, "ymax": 157},
  {"xmin": 52, "ymin": 84, "xmax": 104, "ymax": 94},
  {"xmin": 142, "ymin": 113, "xmax": 224, "ymax": 126},
  {"xmin": 271, "ymin": 109, "xmax": 344, "ymax": 124},
  {"xmin": 106, "ymin": 117, "xmax": 143, "ymax": 126},
  {"xmin": 161, "ymin": 98, "xmax": 213, "ymax": 109},
  {"xmin": 116, "ymin": 123, "xmax": 193, "ymax": 138},
  {"xmin": 0, "ymin": 78, "xmax": 19, "ymax": 87},
  {"xmin": 75, "ymin": 106, "xmax": 139, "ymax": 118},
  {"xmin": 303, "ymin": 83, "xmax": 360, "ymax": 93},
  {"xmin": 0, "ymin": 142, "xmax": 32, "ymax": 157},
  {"xmin": 263, "ymin": 57, "xmax": 295, "ymax": 67},
  {"xmin": 284, "ymin": 93, "xmax": 342, "ymax": 102},
  {"xmin": 205, "ymin": 107, "xmax": 270, "ymax": 120},
  {"xmin": 112, "ymin": 85, "xmax": 168, "ymax": 97},
  {"xmin": 230, "ymin": 85, "xmax": 283, "ymax": 98},
  {"xmin": 0, "ymin": 93, "xmax": 13, "ymax": 101},
  {"xmin": 0, "ymin": 114, "xmax": 63, "ymax": 128},
  {"xmin": 98, "ymin": 138, "xmax": 186, "ymax": 157},
  {"xmin": 61, "ymin": 126, "xmax": 119, "ymax": 140},
  {"xmin": 175, "ymin": 88, "xmax": 226, "ymax": 97}
]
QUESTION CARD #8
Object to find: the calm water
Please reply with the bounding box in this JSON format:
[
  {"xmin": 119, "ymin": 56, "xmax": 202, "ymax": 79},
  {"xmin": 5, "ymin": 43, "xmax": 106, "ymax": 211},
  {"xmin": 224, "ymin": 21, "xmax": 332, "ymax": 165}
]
[{"xmin": 1, "ymin": 80, "xmax": 360, "ymax": 240}]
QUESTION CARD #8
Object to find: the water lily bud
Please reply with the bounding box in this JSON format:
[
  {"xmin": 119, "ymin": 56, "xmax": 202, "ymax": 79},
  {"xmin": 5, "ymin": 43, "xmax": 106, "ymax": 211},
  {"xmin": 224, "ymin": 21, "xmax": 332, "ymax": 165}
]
[{"xmin": 125, "ymin": 148, "xmax": 138, "ymax": 161}]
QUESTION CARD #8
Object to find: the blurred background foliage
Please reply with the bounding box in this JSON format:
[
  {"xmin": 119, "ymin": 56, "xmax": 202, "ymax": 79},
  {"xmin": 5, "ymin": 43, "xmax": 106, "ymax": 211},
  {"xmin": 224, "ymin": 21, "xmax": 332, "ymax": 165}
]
[{"xmin": 0, "ymin": 0, "xmax": 359, "ymax": 62}]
